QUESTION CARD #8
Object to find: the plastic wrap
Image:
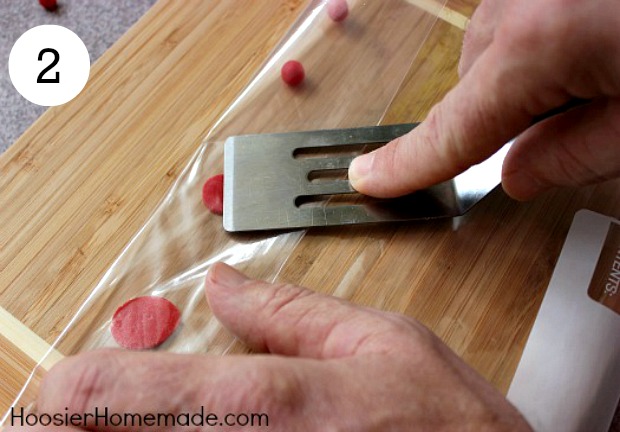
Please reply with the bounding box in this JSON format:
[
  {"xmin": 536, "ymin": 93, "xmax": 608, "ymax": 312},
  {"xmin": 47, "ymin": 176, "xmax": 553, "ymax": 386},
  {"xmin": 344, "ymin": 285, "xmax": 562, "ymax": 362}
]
[{"xmin": 5, "ymin": 0, "xmax": 447, "ymax": 417}]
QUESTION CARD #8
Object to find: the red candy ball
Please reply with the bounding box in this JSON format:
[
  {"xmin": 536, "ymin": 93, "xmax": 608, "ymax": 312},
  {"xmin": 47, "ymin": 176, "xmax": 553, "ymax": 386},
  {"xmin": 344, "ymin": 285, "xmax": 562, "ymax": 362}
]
[
  {"xmin": 327, "ymin": 0, "xmax": 348, "ymax": 22},
  {"xmin": 39, "ymin": 0, "xmax": 58, "ymax": 11},
  {"xmin": 281, "ymin": 60, "xmax": 305, "ymax": 87},
  {"xmin": 111, "ymin": 296, "xmax": 181, "ymax": 350},
  {"xmin": 202, "ymin": 174, "xmax": 224, "ymax": 215}
]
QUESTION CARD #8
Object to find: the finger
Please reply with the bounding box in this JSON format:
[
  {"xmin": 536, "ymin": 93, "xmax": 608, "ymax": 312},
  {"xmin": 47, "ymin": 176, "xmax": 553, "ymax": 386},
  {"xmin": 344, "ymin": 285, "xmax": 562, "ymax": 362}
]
[
  {"xmin": 502, "ymin": 97, "xmax": 620, "ymax": 200},
  {"xmin": 348, "ymin": 41, "xmax": 570, "ymax": 198},
  {"xmin": 4, "ymin": 425, "xmax": 81, "ymax": 432},
  {"xmin": 35, "ymin": 349, "xmax": 300, "ymax": 432},
  {"xmin": 37, "ymin": 350, "xmax": 206, "ymax": 431},
  {"xmin": 205, "ymin": 263, "xmax": 420, "ymax": 359},
  {"xmin": 459, "ymin": 0, "xmax": 503, "ymax": 77}
]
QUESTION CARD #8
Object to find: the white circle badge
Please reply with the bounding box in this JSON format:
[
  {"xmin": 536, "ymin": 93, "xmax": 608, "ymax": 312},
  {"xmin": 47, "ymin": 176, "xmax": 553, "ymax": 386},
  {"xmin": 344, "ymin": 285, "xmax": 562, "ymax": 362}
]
[{"xmin": 8, "ymin": 25, "xmax": 90, "ymax": 107}]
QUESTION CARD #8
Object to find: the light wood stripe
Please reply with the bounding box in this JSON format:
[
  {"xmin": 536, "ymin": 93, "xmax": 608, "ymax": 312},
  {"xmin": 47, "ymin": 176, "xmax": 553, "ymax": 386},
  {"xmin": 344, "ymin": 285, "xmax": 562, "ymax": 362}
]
[
  {"xmin": 0, "ymin": 307, "xmax": 63, "ymax": 372},
  {"xmin": 405, "ymin": 0, "xmax": 470, "ymax": 30}
]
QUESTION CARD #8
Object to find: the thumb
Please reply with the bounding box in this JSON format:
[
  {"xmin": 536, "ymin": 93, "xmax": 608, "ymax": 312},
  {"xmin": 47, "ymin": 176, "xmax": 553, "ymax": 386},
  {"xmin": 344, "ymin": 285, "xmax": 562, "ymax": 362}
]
[
  {"xmin": 348, "ymin": 43, "xmax": 568, "ymax": 198},
  {"xmin": 204, "ymin": 263, "xmax": 415, "ymax": 359},
  {"xmin": 502, "ymin": 98, "xmax": 620, "ymax": 200}
]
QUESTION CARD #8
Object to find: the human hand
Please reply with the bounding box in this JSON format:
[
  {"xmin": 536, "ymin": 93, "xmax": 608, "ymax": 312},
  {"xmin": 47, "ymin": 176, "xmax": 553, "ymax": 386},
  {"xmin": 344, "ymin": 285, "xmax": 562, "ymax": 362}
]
[
  {"xmin": 349, "ymin": 0, "xmax": 620, "ymax": 201},
  {"xmin": 6, "ymin": 263, "xmax": 531, "ymax": 431}
]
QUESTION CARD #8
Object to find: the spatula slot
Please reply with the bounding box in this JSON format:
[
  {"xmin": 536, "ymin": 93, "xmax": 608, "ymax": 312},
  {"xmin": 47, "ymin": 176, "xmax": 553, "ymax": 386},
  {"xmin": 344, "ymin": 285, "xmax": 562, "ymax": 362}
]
[
  {"xmin": 295, "ymin": 193, "xmax": 380, "ymax": 208},
  {"xmin": 293, "ymin": 142, "xmax": 385, "ymax": 159},
  {"xmin": 307, "ymin": 168, "xmax": 349, "ymax": 183}
]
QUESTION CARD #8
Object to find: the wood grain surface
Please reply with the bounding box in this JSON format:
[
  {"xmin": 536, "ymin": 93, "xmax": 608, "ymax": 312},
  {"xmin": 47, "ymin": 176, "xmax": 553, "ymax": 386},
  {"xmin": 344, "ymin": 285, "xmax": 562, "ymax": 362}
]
[{"xmin": 1, "ymin": 0, "xmax": 619, "ymax": 420}]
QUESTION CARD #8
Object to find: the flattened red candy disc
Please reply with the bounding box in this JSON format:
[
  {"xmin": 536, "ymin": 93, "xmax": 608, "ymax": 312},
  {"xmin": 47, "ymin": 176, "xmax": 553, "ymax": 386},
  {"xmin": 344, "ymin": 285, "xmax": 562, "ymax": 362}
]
[
  {"xmin": 202, "ymin": 174, "xmax": 224, "ymax": 215},
  {"xmin": 111, "ymin": 296, "xmax": 181, "ymax": 350}
]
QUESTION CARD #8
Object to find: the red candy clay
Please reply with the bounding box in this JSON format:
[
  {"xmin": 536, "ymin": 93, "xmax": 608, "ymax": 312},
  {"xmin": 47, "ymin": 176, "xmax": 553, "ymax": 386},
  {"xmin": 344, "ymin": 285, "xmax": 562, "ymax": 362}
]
[
  {"xmin": 39, "ymin": 0, "xmax": 58, "ymax": 11},
  {"xmin": 327, "ymin": 0, "xmax": 348, "ymax": 22},
  {"xmin": 202, "ymin": 174, "xmax": 224, "ymax": 215},
  {"xmin": 111, "ymin": 296, "xmax": 181, "ymax": 350},
  {"xmin": 281, "ymin": 60, "xmax": 305, "ymax": 87}
]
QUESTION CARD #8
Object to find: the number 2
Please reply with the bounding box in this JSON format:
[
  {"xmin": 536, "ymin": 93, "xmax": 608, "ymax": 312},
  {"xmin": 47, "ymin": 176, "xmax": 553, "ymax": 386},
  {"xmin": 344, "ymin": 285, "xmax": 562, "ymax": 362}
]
[{"xmin": 37, "ymin": 48, "xmax": 60, "ymax": 83}]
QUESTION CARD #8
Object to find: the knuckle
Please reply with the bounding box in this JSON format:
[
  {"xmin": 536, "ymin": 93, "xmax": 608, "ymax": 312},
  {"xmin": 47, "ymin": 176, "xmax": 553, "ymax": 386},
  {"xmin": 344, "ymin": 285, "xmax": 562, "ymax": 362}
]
[
  {"xmin": 350, "ymin": 311, "xmax": 437, "ymax": 355},
  {"xmin": 424, "ymin": 103, "xmax": 473, "ymax": 174},
  {"xmin": 499, "ymin": 0, "xmax": 576, "ymax": 56},
  {"xmin": 458, "ymin": 33, "xmax": 479, "ymax": 78},
  {"xmin": 383, "ymin": 312, "xmax": 435, "ymax": 346},
  {"xmin": 549, "ymin": 140, "xmax": 610, "ymax": 187},
  {"xmin": 40, "ymin": 349, "xmax": 114, "ymax": 413},
  {"xmin": 227, "ymin": 362, "xmax": 305, "ymax": 415},
  {"xmin": 258, "ymin": 365, "xmax": 305, "ymax": 411},
  {"xmin": 460, "ymin": 4, "xmax": 495, "ymax": 77},
  {"xmin": 262, "ymin": 283, "xmax": 314, "ymax": 321}
]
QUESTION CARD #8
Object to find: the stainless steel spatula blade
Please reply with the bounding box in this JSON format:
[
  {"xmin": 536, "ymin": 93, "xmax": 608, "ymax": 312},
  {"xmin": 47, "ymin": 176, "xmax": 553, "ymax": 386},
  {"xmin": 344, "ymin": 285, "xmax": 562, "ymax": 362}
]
[{"xmin": 223, "ymin": 124, "xmax": 511, "ymax": 232}]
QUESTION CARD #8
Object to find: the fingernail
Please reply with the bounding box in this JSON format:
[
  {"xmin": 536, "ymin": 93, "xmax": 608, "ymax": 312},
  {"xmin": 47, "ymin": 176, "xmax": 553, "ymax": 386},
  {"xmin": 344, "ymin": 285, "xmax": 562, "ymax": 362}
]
[
  {"xmin": 209, "ymin": 263, "xmax": 249, "ymax": 289},
  {"xmin": 348, "ymin": 153, "xmax": 373, "ymax": 188}
]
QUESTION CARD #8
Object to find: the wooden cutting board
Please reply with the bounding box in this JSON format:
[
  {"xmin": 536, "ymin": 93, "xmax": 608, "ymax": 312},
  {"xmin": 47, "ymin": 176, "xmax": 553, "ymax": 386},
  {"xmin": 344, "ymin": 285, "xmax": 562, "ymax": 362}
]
[{"xmin": 1, "ymin": 0, "xmax": 618, "ymax": 417}]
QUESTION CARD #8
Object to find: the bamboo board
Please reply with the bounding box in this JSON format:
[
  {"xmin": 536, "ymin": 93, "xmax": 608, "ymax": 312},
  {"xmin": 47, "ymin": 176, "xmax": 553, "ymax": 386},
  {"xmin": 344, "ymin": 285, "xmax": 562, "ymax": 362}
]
[{"xmin": 1, "ymin": 0, "xmax": 618, "ymax": 419}]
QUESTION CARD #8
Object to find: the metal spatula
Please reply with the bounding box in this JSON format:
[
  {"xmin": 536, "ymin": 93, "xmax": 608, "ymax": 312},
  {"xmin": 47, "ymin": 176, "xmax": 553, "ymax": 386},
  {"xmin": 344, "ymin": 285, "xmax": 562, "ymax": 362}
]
[{"xmin": 223, "ymin": 123, "xmax": 512, "ymax": 232}]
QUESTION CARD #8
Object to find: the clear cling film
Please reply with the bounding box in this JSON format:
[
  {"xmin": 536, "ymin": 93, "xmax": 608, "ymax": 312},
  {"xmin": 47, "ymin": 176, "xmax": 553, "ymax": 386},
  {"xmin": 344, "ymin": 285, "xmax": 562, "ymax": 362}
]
[{"xmin": 4, "ymin": 0, "xmax": 447, "ymax": 418}]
